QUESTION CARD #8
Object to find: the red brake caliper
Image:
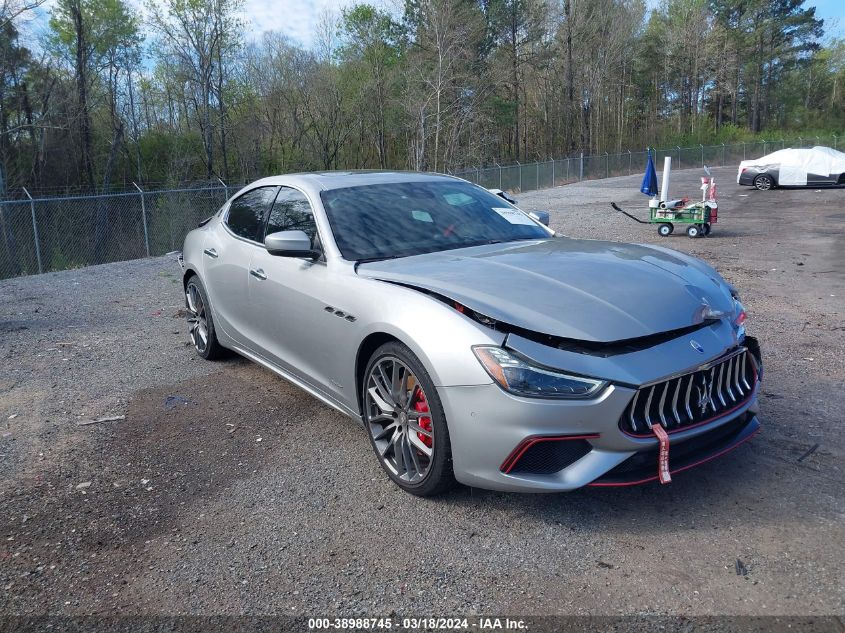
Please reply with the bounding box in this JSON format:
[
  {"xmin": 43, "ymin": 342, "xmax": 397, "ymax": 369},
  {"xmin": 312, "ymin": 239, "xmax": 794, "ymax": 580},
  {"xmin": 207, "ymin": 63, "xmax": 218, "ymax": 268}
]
[{"xmin": 412, "ymin": 387, "xmax": 433, "ymax": 448}]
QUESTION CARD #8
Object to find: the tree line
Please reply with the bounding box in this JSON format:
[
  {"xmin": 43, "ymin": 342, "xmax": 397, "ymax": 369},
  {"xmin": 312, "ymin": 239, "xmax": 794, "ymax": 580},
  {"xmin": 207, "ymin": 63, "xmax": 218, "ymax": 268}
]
[{"xmin": 0, "ymin": 0, "xmax": 840, "ymax": 196}]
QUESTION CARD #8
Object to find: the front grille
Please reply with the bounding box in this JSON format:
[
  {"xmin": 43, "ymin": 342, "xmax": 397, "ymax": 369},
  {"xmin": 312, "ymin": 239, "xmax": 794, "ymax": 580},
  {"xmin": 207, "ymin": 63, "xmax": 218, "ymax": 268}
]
[{"xmin": 620, "ymin": 347, "xmax": 758, "ymax": 436}]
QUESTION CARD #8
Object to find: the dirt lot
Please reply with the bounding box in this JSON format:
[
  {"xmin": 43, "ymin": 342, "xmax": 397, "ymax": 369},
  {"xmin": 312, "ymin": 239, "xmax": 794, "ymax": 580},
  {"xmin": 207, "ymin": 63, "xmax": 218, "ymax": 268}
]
[{"xmin": 1, "ymin": 167, "xmax": 843, "ymax": 619}]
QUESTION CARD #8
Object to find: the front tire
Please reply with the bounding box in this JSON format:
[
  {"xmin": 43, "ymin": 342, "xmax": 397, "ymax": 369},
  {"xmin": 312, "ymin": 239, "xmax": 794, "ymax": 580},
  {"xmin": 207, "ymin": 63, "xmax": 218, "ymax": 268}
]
[
  {"xmin": 185, "ymin": 275, "xmax": 226, "ymax": 360},
  {"xmin": 753, "ymin": 174, "xmax": 774, "ymax": 191},
  {"xmin": 658, "ymin": 223, "xmax": 673, "ymax": 236},
  {"xmin": 362, "ymin": 342, "xmax": 456, "ymax": 496}
]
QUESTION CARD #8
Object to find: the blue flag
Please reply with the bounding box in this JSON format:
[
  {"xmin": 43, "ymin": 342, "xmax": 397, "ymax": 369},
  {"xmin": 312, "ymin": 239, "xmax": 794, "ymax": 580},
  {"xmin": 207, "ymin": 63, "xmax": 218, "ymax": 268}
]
[{"xmin": 640, "ymin": 152, "xmax": 658, "ymax": 196}]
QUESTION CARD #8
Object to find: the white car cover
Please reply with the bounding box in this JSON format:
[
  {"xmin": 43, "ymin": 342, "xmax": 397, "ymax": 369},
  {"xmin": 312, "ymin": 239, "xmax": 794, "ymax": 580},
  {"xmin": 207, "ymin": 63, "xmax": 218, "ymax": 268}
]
[{"xmin": 739, "ymin": 146, "xmax": 845, "ymax": 185}]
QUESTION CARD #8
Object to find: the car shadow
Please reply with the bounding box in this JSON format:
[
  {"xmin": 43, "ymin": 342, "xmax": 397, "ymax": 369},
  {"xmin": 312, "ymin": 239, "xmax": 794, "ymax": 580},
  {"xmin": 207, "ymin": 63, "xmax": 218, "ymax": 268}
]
[
  {"xmin": 656, "ymin": 230, "xmax": 747, "ymax": 239},
  {"xmin": 436, "ymin": 424, "xmax": 837, "ymax": 534}
]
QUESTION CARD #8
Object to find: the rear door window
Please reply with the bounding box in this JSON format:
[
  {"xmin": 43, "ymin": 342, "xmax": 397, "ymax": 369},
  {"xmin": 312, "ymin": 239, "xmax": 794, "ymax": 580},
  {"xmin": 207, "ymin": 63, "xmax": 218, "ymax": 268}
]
[{"xmin": 226, "ymin": 186, "xmax": 279, "ymax": 242}]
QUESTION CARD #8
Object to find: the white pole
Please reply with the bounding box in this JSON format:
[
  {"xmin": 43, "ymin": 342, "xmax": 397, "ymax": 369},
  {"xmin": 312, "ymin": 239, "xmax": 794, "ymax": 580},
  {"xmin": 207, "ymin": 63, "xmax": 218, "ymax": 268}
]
[
  {"xmin": 660, "ymin": 156, "xmax": 672, "ymax": 203},
  {"xmin": 22, "ymin": 187, "xmax": 42, "ymax": 274},
  {"xmin": 133, "ymin": 182, "xmax": 150, "ymax": 257}
]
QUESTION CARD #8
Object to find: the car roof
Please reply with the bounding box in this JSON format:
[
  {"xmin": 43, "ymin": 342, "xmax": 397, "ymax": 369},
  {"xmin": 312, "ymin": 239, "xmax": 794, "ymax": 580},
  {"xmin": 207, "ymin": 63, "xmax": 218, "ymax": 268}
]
[{"xmin": 247, "ymin": 170, "xmax": 461, "ymax": 191}]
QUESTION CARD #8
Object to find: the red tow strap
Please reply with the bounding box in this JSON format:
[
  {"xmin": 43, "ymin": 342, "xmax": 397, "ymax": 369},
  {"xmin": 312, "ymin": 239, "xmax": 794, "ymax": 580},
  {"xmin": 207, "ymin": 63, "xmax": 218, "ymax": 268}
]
[{"xmin": 652, "ymin": 424, "xmax": 672, "ymax": 484}]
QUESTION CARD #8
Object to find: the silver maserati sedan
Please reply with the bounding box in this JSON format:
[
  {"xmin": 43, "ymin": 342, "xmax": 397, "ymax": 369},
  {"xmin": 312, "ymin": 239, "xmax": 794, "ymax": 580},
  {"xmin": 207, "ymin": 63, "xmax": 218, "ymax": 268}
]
[{"xmin": 178, "ymin": 171, "xmax": 762, "ymax": 496}]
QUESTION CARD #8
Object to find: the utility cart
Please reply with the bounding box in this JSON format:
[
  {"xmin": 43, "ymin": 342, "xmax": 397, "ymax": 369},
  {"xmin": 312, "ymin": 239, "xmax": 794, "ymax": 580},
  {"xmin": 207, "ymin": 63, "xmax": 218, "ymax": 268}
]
[
  {"xmin": 611, "ymin": 198, "xmax": 718, "ymax": 238},
  {"xmin": 612, "ymin": 157, "xmax": 719, "ymax": 238},
  {"xmin": 648, "ymin": 199, "xmax": 718, "ymax": 238}
]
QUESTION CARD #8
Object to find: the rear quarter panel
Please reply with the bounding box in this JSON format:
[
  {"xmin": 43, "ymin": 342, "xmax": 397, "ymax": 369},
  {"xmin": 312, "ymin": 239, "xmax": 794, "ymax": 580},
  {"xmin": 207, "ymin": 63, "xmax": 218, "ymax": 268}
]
[{"xmin": 181, "ymin": 225, "xmax": 209, "ymax": 283}]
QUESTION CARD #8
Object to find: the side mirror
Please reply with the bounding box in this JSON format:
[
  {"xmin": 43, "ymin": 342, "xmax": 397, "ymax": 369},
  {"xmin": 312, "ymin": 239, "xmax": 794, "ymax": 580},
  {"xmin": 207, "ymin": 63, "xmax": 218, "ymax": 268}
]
[
  {"xmin": 528, "ymin": 210, "xmax": 550, "ymax": 226},
  {"xmin": 265, "ymin": 230, "xmax": 320, "ymax": 260},
  {"xmin": 488, "ymin": 188, "xmax": 517, "ymax": 204}
]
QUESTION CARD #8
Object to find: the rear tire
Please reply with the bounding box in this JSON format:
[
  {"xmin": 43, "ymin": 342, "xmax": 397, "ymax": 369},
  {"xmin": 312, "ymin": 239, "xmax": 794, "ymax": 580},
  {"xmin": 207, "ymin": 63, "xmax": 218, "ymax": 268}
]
[
  {"xmin": 658, "ymin": 223, "xmax": 673, "ymax": 236},
  {"xmin": 185, "ymin": 274, "xmax": 226, "ymax": 360},
  {"xmin": 362, "ymin": 342, "xmax": 456, "ymax": 496},
  {"xmin": 753, "ymin": 174, "xmax": 774, "ymax": 191},
  {"xmin": 687, "ymin": 225, "xmax": 700, "ymax": 238}
]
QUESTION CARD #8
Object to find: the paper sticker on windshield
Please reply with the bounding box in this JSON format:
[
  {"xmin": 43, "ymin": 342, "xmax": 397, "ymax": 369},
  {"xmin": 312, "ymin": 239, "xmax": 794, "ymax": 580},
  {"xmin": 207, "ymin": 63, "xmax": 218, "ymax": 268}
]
[{"xmin": 492, "ymin": 207, "xmax": 536, "ymax": 225}]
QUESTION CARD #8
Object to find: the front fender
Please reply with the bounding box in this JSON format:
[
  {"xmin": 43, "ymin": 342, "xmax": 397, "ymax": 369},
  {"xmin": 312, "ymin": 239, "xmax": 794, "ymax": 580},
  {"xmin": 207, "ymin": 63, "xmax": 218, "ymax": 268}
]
[{"xmin": 342, "ymin": 278, "xmax": 503, "ymax": 391}]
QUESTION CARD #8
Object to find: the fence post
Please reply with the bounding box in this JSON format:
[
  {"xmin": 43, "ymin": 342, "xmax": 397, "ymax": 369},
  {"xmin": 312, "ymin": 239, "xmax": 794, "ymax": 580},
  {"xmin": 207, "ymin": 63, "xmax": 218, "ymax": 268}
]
[
  {"xmin": 815, "ymin": 135, "xmax": 820, "ymax": 146},
  {"xmin": 798, "ymin": 136, "xmax": 803, "ymax": 148},
  {"xmin": 22, "ymin": 187, "xmax": 42, "ymax": 275},
  {"xmin": 536, "ymin": 161, "xmax": 539, "ymax": 190},
  {"xmin": 676, "ymin": 146, "xmax": 682, "ymax": 170},
  {"xmin": 781, "ymin": 138, "xmax": 785, "ymax": 150},
  {"xmin": 216, "ymin": 176, "xmax": 229, "ymax": 202},
  {"xmin": 133, "ymin": 182, "xmax": 150, "ymax": 257},
  {"xmin": 579, "ymin": 153, "xmax": 584, "ymax": 181},
  {"xmin": 604, "ymin": 152, "xmax": 609, "ymax": 178},
  {"xmin": 516, "ymin": 161, "xmax": 522, "ymax": 190},
  {"xmin": 743, "ymin": 142, "xmax": 746, "ymax": 160},
  {"xmin": 834, "ymin": 134, "xmax": 838, "ymax": 150},
  {"xmin": 551, "ymin": 159, "xmax": 555, "ymax": 187},
  {"xmin": 628, "ymin": 150, "xmax": 632, "ymax": 175},
  {"xmin": 721, "ymin": 143, "xmax": 725, "ymax": 166},
  {"xmin": 763, "ymin": 140, "xmax": 767, "ymax": 155},
  {"xmin": 700, "ymin": 144, "xmax": 704, "ymax": 167}
]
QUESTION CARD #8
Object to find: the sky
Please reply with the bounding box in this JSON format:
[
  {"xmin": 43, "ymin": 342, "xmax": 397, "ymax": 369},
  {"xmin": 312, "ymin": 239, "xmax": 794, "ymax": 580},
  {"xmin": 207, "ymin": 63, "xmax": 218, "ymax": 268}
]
[
  {"xmin": 19, "ymin": 0, "xmax": 845, "ymax": 53},
  {"xmin": 241, "ymin": 0, "xmax": 381, "ymax": 48},
  {"xmin": 246, "ymin": 0, "xmax": 845, "ymax": 46},
  {"xmin": 642, "ymin": 0, "xmax": 843, "ymax": 40},
  {"xmin": 809, "ymin": 0, "xmax": 845, "ymax": 38},
  {"xmin": 22, "ymin": 0, "xmax": 388, "ymax": 50}
]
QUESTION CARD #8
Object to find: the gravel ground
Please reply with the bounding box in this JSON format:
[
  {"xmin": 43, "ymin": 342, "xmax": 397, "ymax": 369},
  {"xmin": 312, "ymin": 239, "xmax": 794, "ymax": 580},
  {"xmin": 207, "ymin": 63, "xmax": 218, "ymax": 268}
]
[{"xmin": 1, "ymin": 167, "xmax": 843, "ymax": 619}]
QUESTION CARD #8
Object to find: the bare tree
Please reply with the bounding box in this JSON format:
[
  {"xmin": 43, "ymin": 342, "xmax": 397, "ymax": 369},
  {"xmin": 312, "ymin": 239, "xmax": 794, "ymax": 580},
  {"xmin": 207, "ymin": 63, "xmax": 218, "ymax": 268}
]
[
  {"xmin": 404, "ymin": 0, "xmax": 486, "ymax": 171},
  {"xmin": 0, "ymin": 0, "xmax": 46, "ymax": 29},
  {"xmin": 148, "ymin": 0, "xmax": 242, "ymax": 179}
]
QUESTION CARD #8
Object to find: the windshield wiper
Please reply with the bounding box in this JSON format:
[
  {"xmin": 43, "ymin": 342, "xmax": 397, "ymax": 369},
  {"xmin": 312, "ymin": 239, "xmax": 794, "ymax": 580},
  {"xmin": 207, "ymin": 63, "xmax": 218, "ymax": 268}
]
[
  {"xmin": 461, "ymin": 238, "xmax": 522, "ymax": 248},
  {"xmin": 354, "ymin": 254, "xmax": 404, "ymax": 270}
]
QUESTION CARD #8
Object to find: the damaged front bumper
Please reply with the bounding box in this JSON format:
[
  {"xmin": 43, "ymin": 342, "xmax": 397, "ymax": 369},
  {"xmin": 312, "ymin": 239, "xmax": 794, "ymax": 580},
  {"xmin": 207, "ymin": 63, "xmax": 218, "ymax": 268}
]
[{"xmin": 439, "ymin": 329, "xmax": 763, "ymax": 493}]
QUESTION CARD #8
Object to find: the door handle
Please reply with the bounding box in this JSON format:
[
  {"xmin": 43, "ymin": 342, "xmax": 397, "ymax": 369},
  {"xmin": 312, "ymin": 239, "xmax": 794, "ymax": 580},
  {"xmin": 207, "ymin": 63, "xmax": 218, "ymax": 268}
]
[
  {"xmin": 203, "ymin": 248, "xmax": 218, "ymax": 258},
  {"xmin": 249, "ymin": 268, "xmax": 267, "ymax": 281}
]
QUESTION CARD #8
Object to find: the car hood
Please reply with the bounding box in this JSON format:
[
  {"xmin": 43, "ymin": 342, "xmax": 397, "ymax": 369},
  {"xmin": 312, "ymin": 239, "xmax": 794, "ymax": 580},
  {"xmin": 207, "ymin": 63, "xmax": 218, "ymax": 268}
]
[{"xmin": 356, "ymin": 238, "xmax": 735, "ymax": 342}]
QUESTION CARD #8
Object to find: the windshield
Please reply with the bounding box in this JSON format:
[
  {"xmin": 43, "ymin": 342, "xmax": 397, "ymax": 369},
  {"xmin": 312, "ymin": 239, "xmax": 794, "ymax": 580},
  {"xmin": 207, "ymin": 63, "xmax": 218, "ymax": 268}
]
[{"xmin": 320, "ymin": 181, "xmax": 549, "ymax": 261}]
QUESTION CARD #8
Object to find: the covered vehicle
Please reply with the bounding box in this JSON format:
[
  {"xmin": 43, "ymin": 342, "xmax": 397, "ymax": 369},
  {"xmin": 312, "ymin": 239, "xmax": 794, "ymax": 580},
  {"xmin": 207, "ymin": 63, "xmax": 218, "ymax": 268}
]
[{"xmin": 738, "ymin": 146, "xmax": 845, "ymax": 190}]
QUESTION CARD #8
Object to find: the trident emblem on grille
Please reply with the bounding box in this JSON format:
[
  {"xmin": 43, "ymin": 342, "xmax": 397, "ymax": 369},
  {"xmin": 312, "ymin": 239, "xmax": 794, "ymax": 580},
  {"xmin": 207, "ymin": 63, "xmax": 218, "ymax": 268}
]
[{"xmin": 695, "ymin": 375, "xmax": 715, "ymax": 416}]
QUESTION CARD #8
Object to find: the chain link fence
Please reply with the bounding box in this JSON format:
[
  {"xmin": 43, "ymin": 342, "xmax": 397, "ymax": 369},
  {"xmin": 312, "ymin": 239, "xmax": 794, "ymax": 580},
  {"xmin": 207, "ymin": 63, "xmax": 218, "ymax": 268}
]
[
  {"xmin": 0, "ymin": 183, "xmax": 244, "ymax": 280},
  {"xmin": 451, "ymin": 136, "xmax": 839, "ymax": 190},
  {"xmin": 0, "ymin": 136, "xmax": 839, "ymax": 280}
]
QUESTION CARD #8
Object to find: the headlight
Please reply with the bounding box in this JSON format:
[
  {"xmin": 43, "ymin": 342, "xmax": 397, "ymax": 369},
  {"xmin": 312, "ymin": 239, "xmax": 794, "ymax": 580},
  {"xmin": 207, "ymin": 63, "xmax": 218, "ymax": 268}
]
[
  {"xmin": 733, "ymin": 297, "xmax": 747, "ymax": 340},
  {"xmin": 473, "ymin": 346, "xmax": 607, "ymax": 399},
  {"xmin": 733, "ymin": 298, "xmax": 747, "ymax": 326}
]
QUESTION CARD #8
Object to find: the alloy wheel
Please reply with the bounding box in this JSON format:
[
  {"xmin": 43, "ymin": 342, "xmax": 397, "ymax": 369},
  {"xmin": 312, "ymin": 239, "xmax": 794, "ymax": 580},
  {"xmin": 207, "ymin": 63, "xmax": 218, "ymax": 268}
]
[
  {"xmin": 185, "ymin": 283, "xmax": 209, "ymax": 353},
  {"xmin": 755, "ymin": 175, "xmax": 773, "ymax": 191},
  {"xmin": 364, "ymin": 357, "xmax": 434, "ymax": 483}
]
